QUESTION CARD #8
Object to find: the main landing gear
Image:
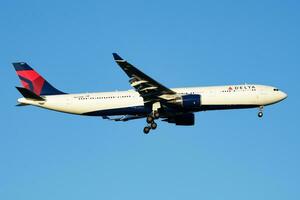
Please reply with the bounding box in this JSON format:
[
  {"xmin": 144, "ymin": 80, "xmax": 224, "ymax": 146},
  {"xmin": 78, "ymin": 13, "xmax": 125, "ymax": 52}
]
[
  {"xmin": 143, "ymin": 111, "xmax": 159, "ymax": 134},
  {"xmin": 143, "ymin": 126, "xmax": 151, "ymax": 134},
  {"xmin": 143, "ymin": 102, "xmax": 161, "ymax": 134},
  {"xmin": 258, "ymin": 106, "xmax": 264, "ymax": 118}
]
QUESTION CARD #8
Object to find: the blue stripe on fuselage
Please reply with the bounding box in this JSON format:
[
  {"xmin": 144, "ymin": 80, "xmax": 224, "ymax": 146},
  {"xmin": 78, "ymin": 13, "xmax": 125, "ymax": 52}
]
[
  {"xmin": 82, "ymin": 106, "xmax": 152, "ymax": 116},
  {"xmin": 81, "ymin": 104, "xmax": 261, "ymax": 117}
]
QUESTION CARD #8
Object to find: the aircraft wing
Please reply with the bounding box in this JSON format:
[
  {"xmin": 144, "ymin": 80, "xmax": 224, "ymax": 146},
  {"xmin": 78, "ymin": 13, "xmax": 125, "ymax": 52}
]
[{"xmin": 113, "ymin": 53, "xmax": 177, "ymax": 103}]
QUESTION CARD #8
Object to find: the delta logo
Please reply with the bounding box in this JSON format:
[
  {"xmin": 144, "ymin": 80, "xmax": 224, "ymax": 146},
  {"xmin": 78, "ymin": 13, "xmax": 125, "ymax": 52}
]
[{"xmin": 228, "ymin": 85, "xmax": 256, "ymax": 90}]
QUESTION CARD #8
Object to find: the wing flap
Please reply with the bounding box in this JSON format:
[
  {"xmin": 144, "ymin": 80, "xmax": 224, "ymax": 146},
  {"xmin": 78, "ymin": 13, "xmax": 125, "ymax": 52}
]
[
  {"xmin": 102, "ymin": 115, "xmax": 145, "ymax": 121},
  {"xmin": 112, "ymin": 53, "xmax": 177, "ymax": 102}
]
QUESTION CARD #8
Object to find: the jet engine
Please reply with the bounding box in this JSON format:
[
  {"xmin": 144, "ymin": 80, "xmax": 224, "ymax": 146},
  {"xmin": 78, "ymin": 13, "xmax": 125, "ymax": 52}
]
[
  {"xmin": 168, "ymin": 94, "xmax": 201, "ymax": 110},
  {"xmin": 164, "ymin": 113, "xmax": 195, "ymax": 126}
]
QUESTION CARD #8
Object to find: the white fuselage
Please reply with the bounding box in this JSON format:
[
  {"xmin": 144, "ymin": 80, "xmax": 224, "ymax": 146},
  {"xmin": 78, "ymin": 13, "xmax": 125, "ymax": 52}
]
[{"xmin": 18, "ymin": 84, "xmax": 287, "ymax": 116}]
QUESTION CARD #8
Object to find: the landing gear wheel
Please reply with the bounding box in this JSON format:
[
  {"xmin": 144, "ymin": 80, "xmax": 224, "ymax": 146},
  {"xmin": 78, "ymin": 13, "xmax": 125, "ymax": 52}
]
[
  {"xmin": 154, "ymin": 112, "xmax": 160, "ymax": 119},
  {"xmin": 143, "ymin": 126, "xmax": 150, "ymax": 134},
  {"xmin": 150, "ymin": 122, "xmax": 157, "ymax": 130},
  {"xmin": 146, "ymin": 116, "xmax": 154, "ymax": 124},
  {"xmin": 258, "ymin": 111, "xmax": 263, "ymax": 118}
]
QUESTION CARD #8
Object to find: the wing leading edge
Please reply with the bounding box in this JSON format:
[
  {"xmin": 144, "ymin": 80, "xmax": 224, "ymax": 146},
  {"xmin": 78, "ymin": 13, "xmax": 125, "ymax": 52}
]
[{"xmin": 112, "ymin": 53, "xmax": 176, "ymax": 103}]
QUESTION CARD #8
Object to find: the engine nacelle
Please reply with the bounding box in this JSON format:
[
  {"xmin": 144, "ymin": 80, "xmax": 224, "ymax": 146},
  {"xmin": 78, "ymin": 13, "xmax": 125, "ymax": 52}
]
[
  {"xmin": 165, "ymin": 113, "xmax": 195, "ymax": 126},
  {"xmin": 169, "ymin": 94, "xmax": 201, "ymax": 110}
]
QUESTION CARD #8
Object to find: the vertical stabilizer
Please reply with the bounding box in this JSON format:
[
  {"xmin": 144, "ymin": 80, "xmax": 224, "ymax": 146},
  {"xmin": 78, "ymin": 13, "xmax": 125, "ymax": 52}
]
[{"xmin": 13, "ymin": 62, "xmax": 65, "ymax": 96}]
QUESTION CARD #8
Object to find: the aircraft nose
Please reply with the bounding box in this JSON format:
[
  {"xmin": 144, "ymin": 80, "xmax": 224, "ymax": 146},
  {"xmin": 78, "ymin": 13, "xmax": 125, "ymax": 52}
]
[{"xmin": 279, "ymin": 91, "xmax": 288, "ymax": 101}]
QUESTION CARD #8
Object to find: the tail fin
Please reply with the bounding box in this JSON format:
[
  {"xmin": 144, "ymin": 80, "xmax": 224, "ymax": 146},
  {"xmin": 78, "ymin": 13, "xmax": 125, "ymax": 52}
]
[{"xmin": 12, "ymin": 62, "xmax": 65, "ymax": 96}]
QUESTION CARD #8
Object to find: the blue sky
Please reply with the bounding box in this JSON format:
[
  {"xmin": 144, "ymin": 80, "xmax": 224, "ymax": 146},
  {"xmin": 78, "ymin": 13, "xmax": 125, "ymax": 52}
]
[{"xmin": 1, "ymin": 0, "xmax": 299, "ymax": 199}]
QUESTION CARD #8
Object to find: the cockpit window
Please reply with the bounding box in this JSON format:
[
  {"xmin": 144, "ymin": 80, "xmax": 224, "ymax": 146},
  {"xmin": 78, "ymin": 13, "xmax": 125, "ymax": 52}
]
[{"xmin": 273, "ymin": 88, "xmax": 279, "ymax": 91}]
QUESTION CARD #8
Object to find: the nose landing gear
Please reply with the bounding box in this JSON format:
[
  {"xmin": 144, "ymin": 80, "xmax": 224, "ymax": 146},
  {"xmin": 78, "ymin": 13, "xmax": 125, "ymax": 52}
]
[{"xmin": 258, "ymin": 106, "xmax": 264, "ymax": 118}]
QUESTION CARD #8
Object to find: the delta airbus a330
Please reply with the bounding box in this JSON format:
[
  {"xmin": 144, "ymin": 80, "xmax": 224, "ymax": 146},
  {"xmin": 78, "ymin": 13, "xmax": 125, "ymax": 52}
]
[{"xmin": 13, "ymin": 53, "xmax": 287, "ymax": 134}]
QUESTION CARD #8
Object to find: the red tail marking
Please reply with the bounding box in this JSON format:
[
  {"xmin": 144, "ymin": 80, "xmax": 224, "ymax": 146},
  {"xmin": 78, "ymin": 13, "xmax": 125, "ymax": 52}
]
[
  {"xmin": 17, "ymin": 70, "xmax": 45, "ymax": 95},
  {"xmin": 20, "ymin": 80, "xmax": 30, "ymax": 90}
]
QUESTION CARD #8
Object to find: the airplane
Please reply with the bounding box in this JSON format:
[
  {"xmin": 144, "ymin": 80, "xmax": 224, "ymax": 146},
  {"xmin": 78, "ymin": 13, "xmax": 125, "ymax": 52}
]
[{"xmin": 13, "ymin": 53, "xmax": 287, "ymax": 134}]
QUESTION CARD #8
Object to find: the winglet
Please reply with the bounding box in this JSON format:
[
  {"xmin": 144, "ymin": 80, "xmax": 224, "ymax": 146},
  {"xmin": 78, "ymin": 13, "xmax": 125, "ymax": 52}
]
[{"xmin": 112, "ymin": 53, "xmax": 125, "ymax": 61}]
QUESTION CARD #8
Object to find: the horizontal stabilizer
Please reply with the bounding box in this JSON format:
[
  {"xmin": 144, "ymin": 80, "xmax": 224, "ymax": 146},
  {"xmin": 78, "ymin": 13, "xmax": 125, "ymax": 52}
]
[
  {"xmin": 16, "ymin": 103, "xmax": 30, "ymax": 106},
  {"xmin": 16, "ymin": 87, "xmax": 45, "ymax": 101}
]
